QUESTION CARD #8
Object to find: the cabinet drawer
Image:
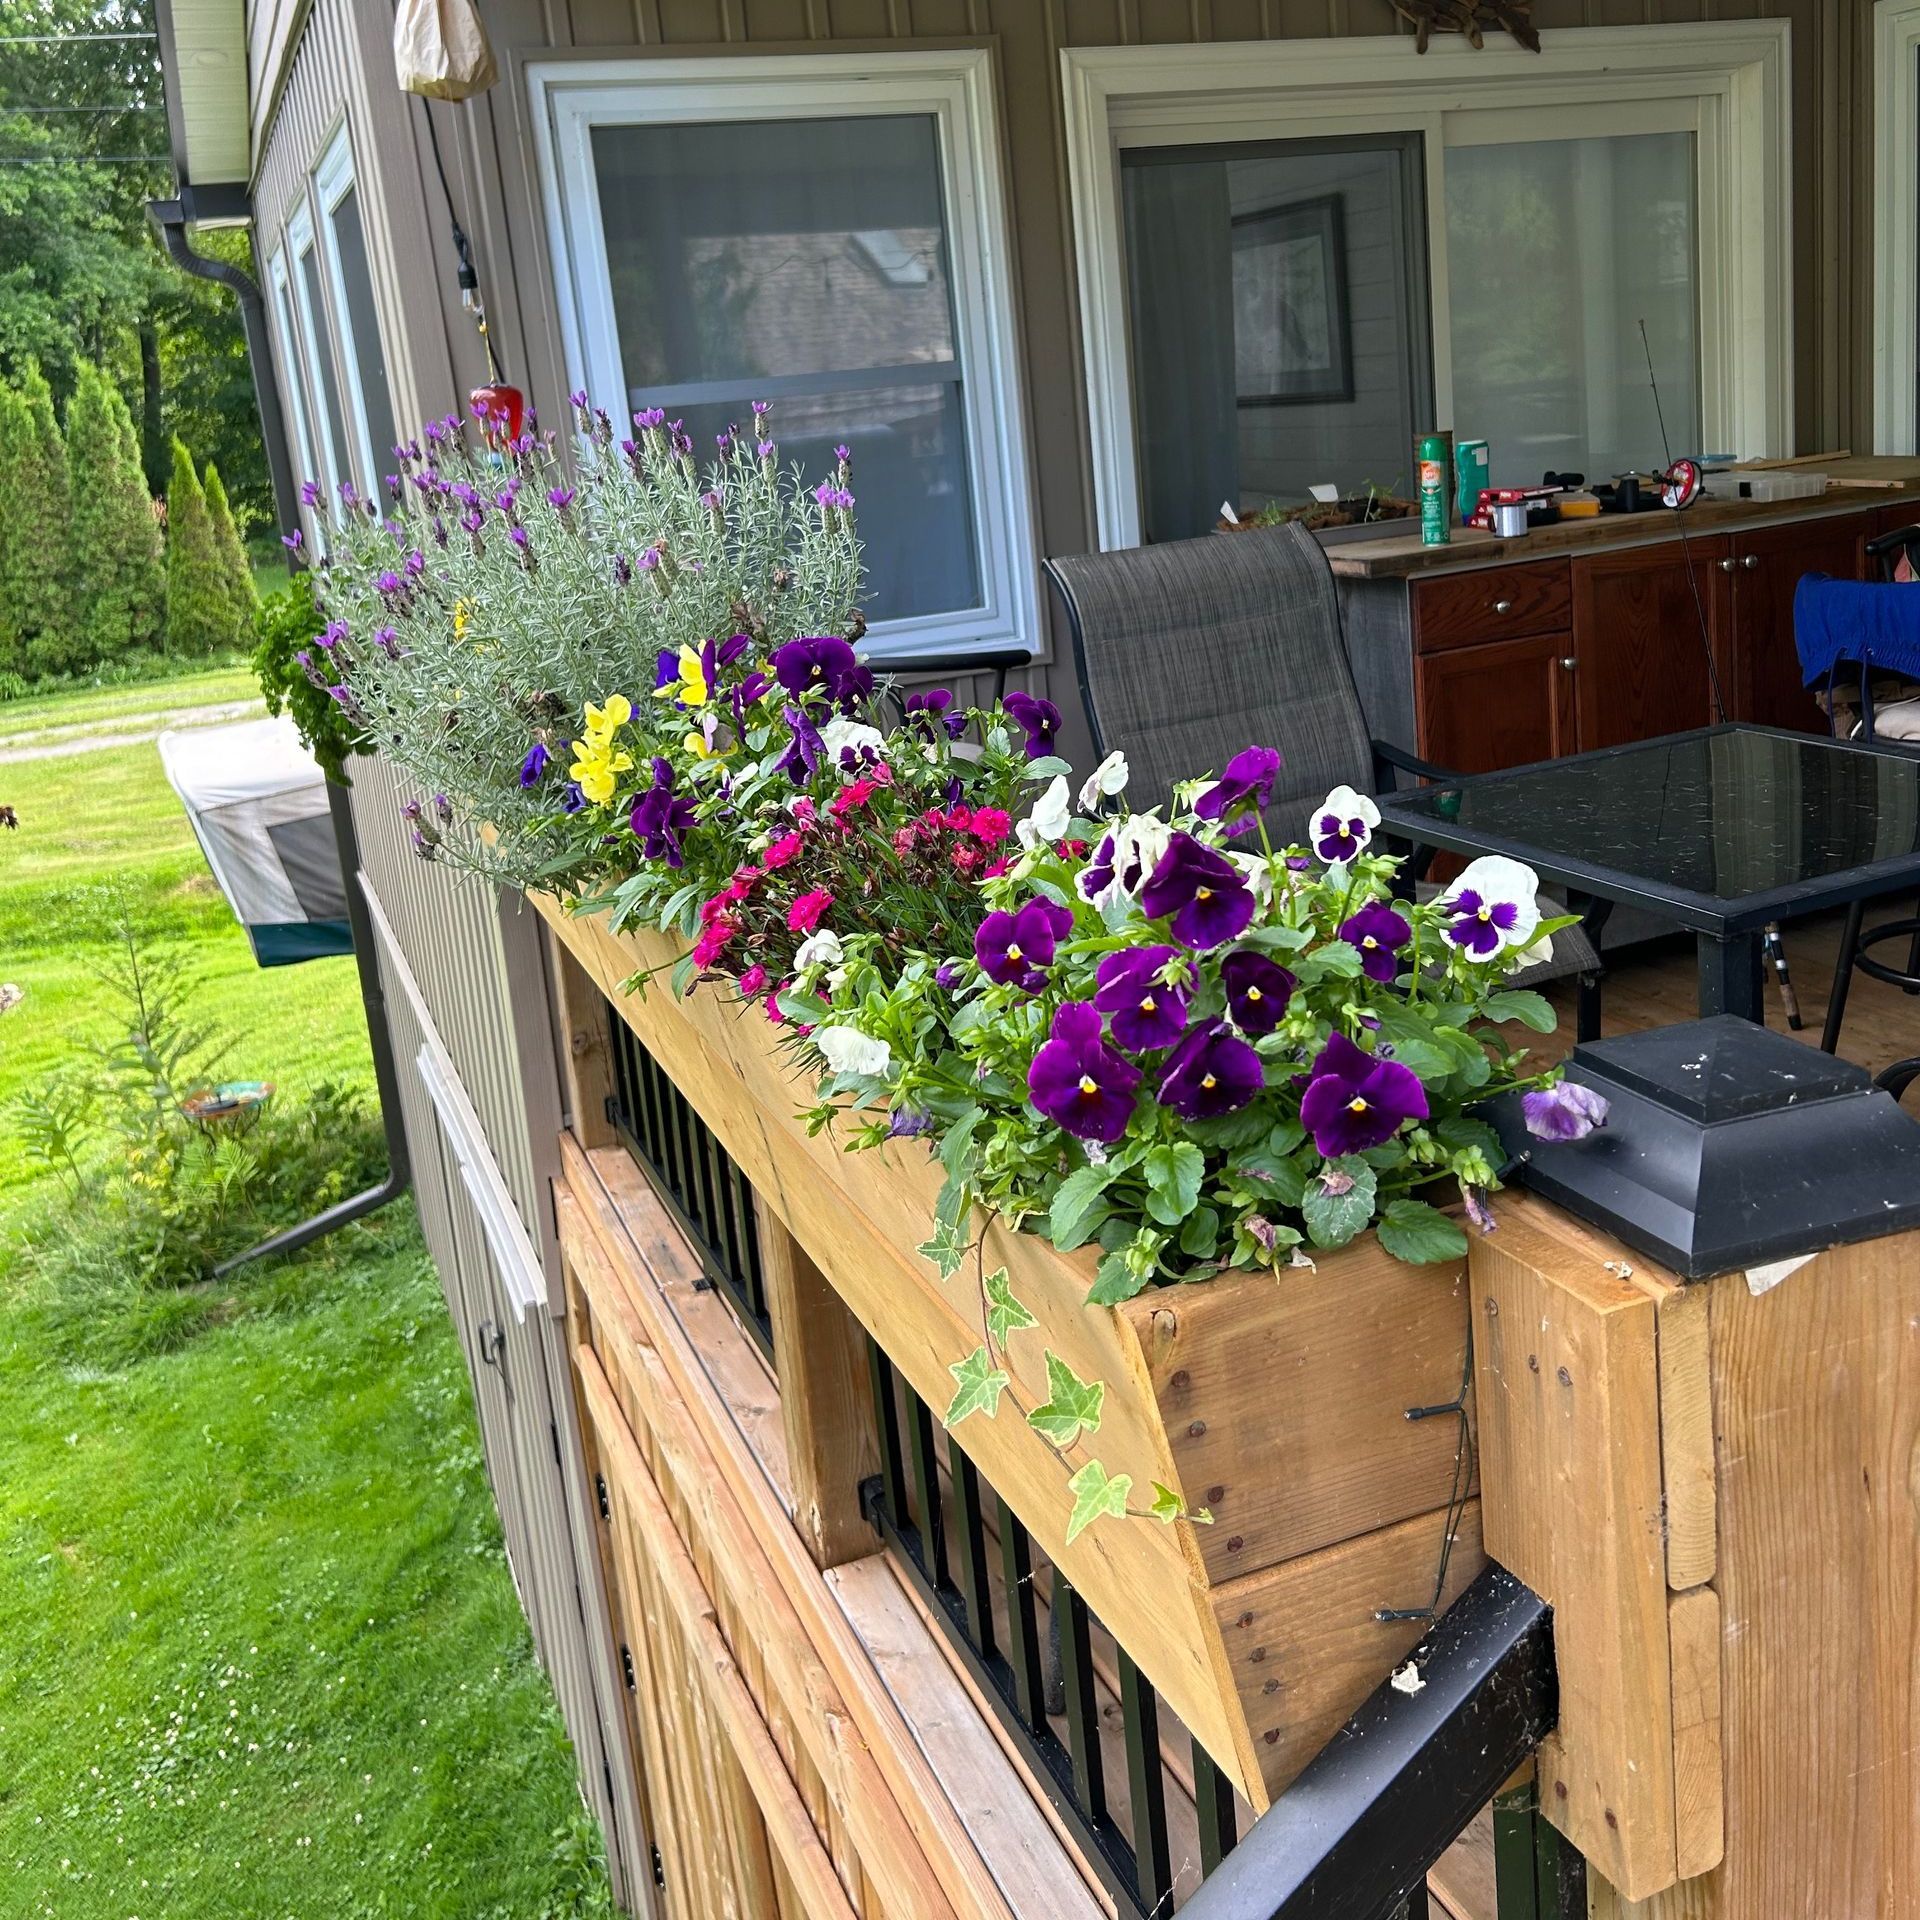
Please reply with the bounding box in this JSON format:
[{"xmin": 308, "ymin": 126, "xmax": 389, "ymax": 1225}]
[{"xmin": 1413, "ymin": 562, "xmax": 1573, "ymax": 651}]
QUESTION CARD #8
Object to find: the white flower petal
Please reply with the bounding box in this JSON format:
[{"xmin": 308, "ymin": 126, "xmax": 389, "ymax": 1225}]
[
  {"xmin": 1077, "ymin": 750, "xmax": 1129, "ymax": 812},
  {"xmin": 1443, "ymin": 854, "xmax": 1543, "ymax": 952},
  {"xmin": 814, "ymin": 1025, "xmax": 891, "ymax": 1077},
  {"xmin": 794, "ymin": 929, "xmax": 844, "ymax": 970},
  {"xmin": 1310, "ymin": 784, "xmax": 1381, "ymax": 865},
  {"xmin": 1015, "ymin": 774, "xmax": 1072, "ymax": 850},
  {"xmin": 820, "ymin": 717, "xmax": 885, "ymax": 761}
]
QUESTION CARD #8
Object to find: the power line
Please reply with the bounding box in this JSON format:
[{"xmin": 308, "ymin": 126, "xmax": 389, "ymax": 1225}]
[
  {"xmin": 0, "ymin": 31, "xmax": 157, "ymax": 41},
  {"xmin": 4, "ymin": 104, "xmax": 161, "ymax": 114},
  {"xmin": 0, "ymin": 153, "xmax": 166, "ymax": 165}
]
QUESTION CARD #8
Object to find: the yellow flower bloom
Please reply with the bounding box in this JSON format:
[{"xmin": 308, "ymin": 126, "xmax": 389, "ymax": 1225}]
[
  {"xmin": 452, "ymin": 599, "xmax": 473, "ymax": 638},
  {"xmin": 583, "ymin": 693, "xmax": 633, "ymax": 739},
  {"xmin": 652, "ymin": 646, "xmax": 710, "ymax": 709}
]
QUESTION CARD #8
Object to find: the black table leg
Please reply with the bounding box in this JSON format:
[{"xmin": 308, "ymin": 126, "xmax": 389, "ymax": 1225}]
[
  {"xmin": 1697, "ymin": 932, "xmax": 1765, "ymax": 1022},
  {"xmin": 1569, "ymin": 894, "xmax": 1614, "ymax": 1044}
]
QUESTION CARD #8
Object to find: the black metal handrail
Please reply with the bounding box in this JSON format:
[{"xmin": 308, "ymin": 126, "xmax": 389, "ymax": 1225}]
[{"xmin": 604, "ymin": 1006, "xmax": 772, "ymax": 1359}]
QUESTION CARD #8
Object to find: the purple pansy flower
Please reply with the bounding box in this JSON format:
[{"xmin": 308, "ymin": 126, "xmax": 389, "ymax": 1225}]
[
  {"xmin": 629, "ymin": 758, "xmax": 698, "ymax": 867},
  {"xmin": 1137, "ymin": 834, "xmax": 1256, "ymax": 950},
  {"xmin": 1441, "ymin": 855, "xmax": 1542, "ymax": 959},
  {"xmin": 934, "ymin": 960, "xmax": 966, "ymax": 990},
  {"xmin": 905, "ymin": 689, "xmax": 968, "ymax": 742},
  {"xmin": 561, "ymin": 782, "xmax": 587, "ymax": 814},
  {"xmin": 1521, "ymin": 1082, "xmax": 1610, "ymax": 1142},
  {"xmin": 1158, "ymin": 1020, "xmax": 1264, "ymax": 1121},
  {"xmin": 774, "ymin": 703, "xmax": 825, "ymax": 785},
  {"xmin": 771, "ymin": 635, "xmax": 871, "ymax": 709},
  {"xmin": 1298, "ymin": 1032, "xmax": 1429, "ymax": 1159},
  {"xmin": 974, "ymin": 897, "xmax": 1073, "ymax": 994},
  {"xmin": 887, "ymin": 1106, "xmax": 935, "ymax": 1139},
  {"xmin": 1195, "ymin": 745, "xmax": 1283, "ymax": 834},
  {"xmin": 1093, "ymin": 946, "xmax": 1191, "ymax": 1051},
  {"xmin": 1027, "ymin": 1002, "xmax": 1142, "ymax": 1144},
  {"xmin": 1219, "ymin": 950, "xmax": 1296, "ymax": 1036},
  {"xmin": 1003, "ymin": 691, "xmax": 1062, "ymax": 760},
  {"xmin": 1310, "ymin": 785, "xmax": 1382, "ymax": 867},
  {"xmin": 1339, "ymin": 902, "xmax": 1412, "ymax": 984},
  {"xmin": 519, "ymin": 742, "xmax": 550, "ymax": 788}
]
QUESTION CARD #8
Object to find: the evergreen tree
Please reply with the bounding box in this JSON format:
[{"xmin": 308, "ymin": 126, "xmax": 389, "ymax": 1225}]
[
  {"xmin": 67, "ymin": 363, "xmax": 165, "ymax": 667},
  {"xmin": 202, "ymin": 460, "xmax": 257, "ymax": 641},
  {"xmin": 165, "ymin": 439, "xmax": 231, "ymax": 656},
  {"xmin": 0, "ymin": 365, "xmax": 75, "ymax": 675},
  {"xmin": 0, "ymin": 387, "xmax": 29, "ymax": 679}
]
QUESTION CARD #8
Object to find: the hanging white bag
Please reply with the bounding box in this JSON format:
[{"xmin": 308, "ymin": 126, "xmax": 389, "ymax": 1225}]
[{"xmin": 394, "ymin": 0, "xmax": 499, "ymax": 101}]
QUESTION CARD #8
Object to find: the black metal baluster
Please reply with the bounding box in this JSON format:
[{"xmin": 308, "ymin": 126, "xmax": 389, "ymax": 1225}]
[
  {"xmin": 948, "ymin": 1450, "xmax": 995, "ymax": 1659},
  {"xmin": 905, "ymin": 1390, "xmax": 949, "ymax": 1589},
  {"xmin": 737, "ymin": 1175, "xmax": 765, "ymax": 1314},
  {"xmin": 1118, "ymin": 1651, "xmax": 1172, "ymax": 1913},
  {"xmin": 998, "ymin": 1495, "xmax": 1046, "ymax": 1733},
  {"xmin": 866, "ymin": 1342, "xmax": 908, "ymax": 1528},
  {"xmin": 1194, "ymin": 1739, "xmax": 1239, "ymax": 1876},
  {"xmin": 695, "ymin": 1122, "xmax": 727, "ymax": 1262},
  {"xmin": 1055, "ymin": 1575, "xmax": 1105, "ymax": 1821}
]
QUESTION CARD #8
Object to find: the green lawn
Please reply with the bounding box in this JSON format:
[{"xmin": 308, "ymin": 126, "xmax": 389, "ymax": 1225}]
[{"xmin": 0, "ymin": 667, "xmax": 614, "ymax": 1916}]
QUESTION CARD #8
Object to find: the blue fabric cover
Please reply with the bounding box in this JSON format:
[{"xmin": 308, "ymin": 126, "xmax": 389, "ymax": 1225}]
[
  {"xmin": 1794, "ymin": 574, "xmax": 1920, "ymax": 686},
  {"xmin": 248, "ymin": 919, "xmax": 355, "ymax": 967}
]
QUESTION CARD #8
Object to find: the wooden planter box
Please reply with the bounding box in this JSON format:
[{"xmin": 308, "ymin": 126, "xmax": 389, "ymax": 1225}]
[{"xmin": 534, "ymin": 893, "xmax": 1485, "ymax": 1810}]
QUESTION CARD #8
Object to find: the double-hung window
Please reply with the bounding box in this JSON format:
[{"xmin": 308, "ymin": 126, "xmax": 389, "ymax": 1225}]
[
  {"xmin": 285, "ymin": 197, "xmax": 351, "ymax": 508},
  {"xmin": 314, "ymin": 126, "xmax": 399, "ymax": 500},
  {"xmin": 267, "ymin": 243, "xmax": 321, "ymax": 507},
  {"xmin": 531, "ymin": 50, "xmax": 1038, "ymax": 661},
  {"xmin": 1066, "ymin": 25, "xmax": 1791, "ymax": 548}
]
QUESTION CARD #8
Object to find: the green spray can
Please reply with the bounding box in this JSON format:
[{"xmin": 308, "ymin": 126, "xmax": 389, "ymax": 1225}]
[{"xmin": 1418, "ymin": 432, "xmax": 1450, "ymax": 547}]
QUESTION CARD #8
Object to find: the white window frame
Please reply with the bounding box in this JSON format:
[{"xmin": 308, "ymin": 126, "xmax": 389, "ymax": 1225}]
[
  {"xmin": 1875, "ymin": 0, "xmax": 1920, "ymax": 453},
  {"xmin": 526, "ymin": 49, "xmax": 1041, "ymax": 664},
  {"xmin": 1062, "ymin": 24, "xmax": 1794, "ymax": 551},
  {"xmin": 313, "ymin": 123, "xmax": 388, "ymax": 500},
  {"xmin": 267, "ymin": 242, "xmax": 321, "ymax": 520},
  {"xmin": 285, "ymin": 197, "xmax": 347, "ymax": 508}
]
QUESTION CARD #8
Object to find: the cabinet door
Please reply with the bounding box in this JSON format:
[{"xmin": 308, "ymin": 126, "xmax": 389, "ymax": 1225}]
[
  {"xmin": 1416, "ymin": 631, "xmax": 1576, "ymax": 774},
  {"xmin": 1570, "ymin": 542, "xmax": 1728, "ymax": 751},
  {"xmin": 1729, "ymin": 513, "xmax": 1876, "ymax": 733}
]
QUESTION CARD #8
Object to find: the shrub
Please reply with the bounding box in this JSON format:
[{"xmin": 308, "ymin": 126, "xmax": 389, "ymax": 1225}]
[
  {"xmin": 66, "ymin": 362, "xmax": 166, "ymax": 667},
  {"xmin": 253, "ymin": 570, "xmax": 364, "ymax": 780},
  {"xmin": 204, "ymin": 459, "xmax": 258, "ymax": 641},
  {"xmin": 165, "ymin": 437, "xmax": 233, "ymax": 655},
  {"xmin": 0, "ymin": 365, "xmax": 75, "ymax": 675}
]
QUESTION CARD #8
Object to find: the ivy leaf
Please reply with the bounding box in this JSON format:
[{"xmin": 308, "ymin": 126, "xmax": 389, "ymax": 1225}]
[
  {"xmin": 944, "ymin": 1346, "xmax": 1011, "ymax": 1426},
  {"xmin": 1301, "ymin": 1156, "xmax": 1378, "ymax": 1249},
  {"xmin": 1065, "ymin": 1459, "xmax": 1133, "ymax": 1543},
  {"xmin": 1087, "ymin": 1248, "xmax": 1152, "ymax": 1305},
  {"xmin": 1149, "ymin": 1481, "xmax": 1186, "ymax": 1523},
  {"xmin": 1377, "ymin": 1198, "xmax": 1470, "ymax": 1265},
  {"xmin": 1049, "ymin": 1163, "xmax": 1113, "ymax": 1250},
  {"xmin": 983, "ymin": 1268, "xmax": 1037, "ymax": 1348},
  {"xmin": 1482, "ymin": 989, "xmax": 1557, "ymax": 1033},
  {"xmin": 1143, "ymin": 1141, "xmax": 1205, "ymax": 1226},
  {"xmin": 1028, "ymin": 1351, "xmax": 1105, "ymax": 1449}
]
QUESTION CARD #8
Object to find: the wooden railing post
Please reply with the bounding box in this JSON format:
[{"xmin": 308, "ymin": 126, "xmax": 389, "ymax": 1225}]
[
  {"xmin": 548, "ymin": 934, "xmax": 618, "ymax": 1150},
  {"xmin": 756, "ymin": 1193, "xmax": 882, "ymax": 1569}
]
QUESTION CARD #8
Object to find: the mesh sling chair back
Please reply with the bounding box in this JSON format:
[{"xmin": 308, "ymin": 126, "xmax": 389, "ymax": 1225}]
[{"xmin": 1043, "ymin": 519, "xmax": 1600, "ymax": 1000}]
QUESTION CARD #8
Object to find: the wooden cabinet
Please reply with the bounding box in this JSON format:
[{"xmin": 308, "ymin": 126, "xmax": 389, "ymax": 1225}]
[
  {"xmin": 1725, "ymin": 513, "xmax": 1876, "ymax": 733},
  {"xmin": 1415, "ymin": 632, "xmax": 1576, "ymax": 773},
  {"xmin": 1413, "ymin": 561, "xmax": 1573, "ymax": 652},
  {"xmin": 1567, "ymin": 540, "xmax": 1728, "ymax": 751}
]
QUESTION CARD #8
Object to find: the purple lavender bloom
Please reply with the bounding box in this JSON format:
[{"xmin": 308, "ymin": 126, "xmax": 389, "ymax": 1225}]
[
  {"xmin": 547, "ymin": 486, "xmax": 575, "ymax": 510},
  {"xmin": 296, "ymin": 648, "xmax": 326, "ymax": 689},
  {"xmin": 757, "ymin": 440, "xmax": 776, "ymax": 461},
  {"xmin": 459, "ymin": 509, "xmax": 484, "ymax": 537},
  {"xmin": 1003, "ymin": 691, "xmax": 1062, "ymax": 760},
  {"xmin": 975, "ymin": 897, "xmax": 1073, "ymax": 994},
  {"xmin": 629, "ymin": 758, "xmax": 699, "ymax": 868},
  {"xmin": 771, "ymin": 635, "xmax": 871, "ymax": 709},
  {"xmin": 519, "ymin": 742, "xmax": 550, "ymax": 788},
  {"xmin": 300, "ymin": 479, "xmax": 324, "ymax": 508},
  {"xmin": 1027, "ymin": 1002, "xmax": 1142, "ymax": 1144},
  {"xmin": 1137, "ymin": 834, "xmax": 1255, "ymax": 950},
  {"xmin": 282, "ymin": 528, "xmax": 304, "ymax": 554},
  {"xmin": 1338, "ymin": 902, "xmax": 1412, "ymax": 985},
  {"xmin": 509, "ymin": 525, "xmax": 531, "ymax": 551},
  {"xmin": 752, "ymin": 400, "xmax": 771, "ymax": 417},
  {"xmin": 561, "ymin": 782, "xmax": 587, "ymax": 814},
  {"xmin": 374, "ymin": 625, "xmax": 402, "ymax": 659},
  {"xmin": 774, "ymin": 703, "xmax": 825, "ymax": 784},
  {"xmin": 433, "ymin": 792, "xmax": 452, "ymax": 823},
  {"xmin": 1521, "ymin": 1082, "xmax": 1610, "ymax": 1142},
  {"xmin": 1195, "ymin": 745, "xmax": 1283, "ymax": 834},
  {"xmin": 318, "ymin": 620, "xmax": 347, "ymax": 651},
  {"xmin": 400, "ymin": 798, "xmax": 423, "ymax": 824},
  {"xmin": 1219, "ymin": 950, "xmax": 1296, "ymax": 1036},
  {"xmin": 385, "ymin": 473, "xmax": 403, "ymax": 500},
  {"xmin": 375, "ymin": 569, "xmax": 406, "ymax": 599},
  {"xmin": 327, "ymin": 684, "xmax": 367, "ymax": 725},
  {"xmin": 1298, "ymin": 1032, "xmax": 1429, "ymax": 1159},
  {"xmin": 1093, "ymin": 946, "xmax": 1191, "ymax": 1051},
  {"xmin": 635, "ymin": 406, "xmax": 665, "ymax": 430},
  {"xmin": 1158, "ymin": 1020, "xmax": 1264, "ymax": 1121},
  {"xmin": 403, "ymin": 549, "xmax": 426, "ymax": 577}
]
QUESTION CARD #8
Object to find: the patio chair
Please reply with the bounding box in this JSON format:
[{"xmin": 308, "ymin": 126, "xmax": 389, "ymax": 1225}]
[{"xmin": 1043, "ymin": 520, "xmax": 1602, "ymax": 1002}]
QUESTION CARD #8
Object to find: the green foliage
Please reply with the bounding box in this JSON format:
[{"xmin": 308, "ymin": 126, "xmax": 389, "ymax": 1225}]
[
  {"xmin": 252, "ymin": 568, "xmax": 365, "ymax": 779},
  {"xmin": 944, "ymin": 1346, "xmax": 1010, "ymax": 1426},
  {"xmin": 203, "ymin": 458, "xmax": 257, "ymax": 639},
  {"xmin": 0, "ymin": 363, "xmax": 74, "ymax": 673},
  {"xmin": 1065, "ymin": 1459, "xmax": 1132, "ymax": 1544},
  {"xmin": 1027, "ymin": 1351, "xmax": 1105, "ymax": 1451},
  {"xmin": 66, "ymin": 358, "xmax": 165, "ymax": 666},
  {"xmin": 165, "ymin": 437, "xmax": 233, "ymax": 655}
]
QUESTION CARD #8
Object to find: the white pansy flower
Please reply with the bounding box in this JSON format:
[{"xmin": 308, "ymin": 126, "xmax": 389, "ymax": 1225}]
[
  {"xmin": 794, "ymin": 928, "xmax": 844, "ymax": 971},
  {"xmin": 1015, "ymin": 774, "xmax": 1072, "ymax": 851},
  {"xmin": 820, "ymin": 716, "xmax": 886, "ymax": 762},
  {"xmin": 1440, "ymin": 854, "xmax": 1542, "ymax": 957},
  {"xmin": 814, "ymin": 1025, "xmax": 891, "ymax": 1077},
  {"xmin": 1227, "ymin": 850, "xmax": 1274, "ymax": 910},
  {"xmin": 1077, "ymin": 750, "xmax": 1130, "ymax": 812},
  {"xmin": 1309, "ymin": 785, "xmax": 1382, "ymax": 867}
]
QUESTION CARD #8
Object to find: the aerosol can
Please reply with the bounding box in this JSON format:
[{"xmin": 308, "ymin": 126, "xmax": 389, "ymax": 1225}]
[{"xmin": 1418, "ymin": 433, "xmax": 1450, "ymax": 547}]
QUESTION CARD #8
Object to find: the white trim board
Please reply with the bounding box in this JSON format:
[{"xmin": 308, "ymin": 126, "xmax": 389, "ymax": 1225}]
[
  {"xmin": 1062, "ymin": 23, "xmax": 1795, "ymax": 552},
  {"xmin": 1876, "ymin": 0, "xmax": 1920, "ymax": 453},
  {"xmin": 524, "ymin": 48, "xmax": 1043, "ymax": 665}
]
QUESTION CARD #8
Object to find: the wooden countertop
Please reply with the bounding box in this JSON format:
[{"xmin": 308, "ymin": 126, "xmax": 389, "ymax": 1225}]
[{"xmin": 1324, "ymin": 459, "xmax": 1920, "ymax": 582}]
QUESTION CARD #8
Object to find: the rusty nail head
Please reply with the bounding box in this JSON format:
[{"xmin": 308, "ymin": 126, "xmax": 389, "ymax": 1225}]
[
  {"xmin": 1527, "ymin": 1353, "xmax": 1540, "ymax": 1373},
  {"xmin": 1250, "ymin": 1645, "xmax": 1266, "ymax": 1663},
  {"xmin": 1263, "ymin": 1729, "xmax": 1279, "ymax": 1746},
  {"xmin": 1207, "ymin": 1484, "xmax": 1226, "ymax": 1504},
  {"xmin": 1237, "ymin": 1610, "xmax": 1255, "ymax": 1628},
  {"xmin": 1554, "ymin": 1780, "xmax": 1568, "ymax": 1801},
  {"xmin": 1226, "ymin": 1533, "xmax": 1245, "ymax": 1552},
  {"xmin": 1188, "ymin": 1419, "xmax": 1207, "ymax": 1438},
  {"xmin": 1169, "ymin": 1368, "xmax": 1190, "ymax": 1390},
  {"xmin": 1605, "ymin": 1809, "xmax": 1619, "ymax": 1830},
  {"xmin": 1262, "ymin": 1678, "xmax": 1279, "ymax": 1695}
]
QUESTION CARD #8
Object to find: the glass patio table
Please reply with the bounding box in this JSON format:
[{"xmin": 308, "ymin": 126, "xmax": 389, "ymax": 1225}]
[{"xmin": 1374, "ymin": 725, "xmax": 1920, "ymax": 1024}]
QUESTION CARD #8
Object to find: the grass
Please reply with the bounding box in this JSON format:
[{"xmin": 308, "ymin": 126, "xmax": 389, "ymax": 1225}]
[
  {"xmin": 0, "ymin": 665, "xmax": 261, "ymax": 746},
  {"xmin": 0, "ymin": 664, "xmax": 614, "ymax": 1916}
]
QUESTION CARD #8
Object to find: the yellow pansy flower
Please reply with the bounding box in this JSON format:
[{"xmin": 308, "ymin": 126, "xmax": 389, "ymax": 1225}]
[
  {"xmin": 652, "ymin": 646, "xmax": 710, "ymax": 709},
  {"xmin": 583, "ymin": 693, "xmax": 632, "ymax": 739},
  {"xmin": 452, "ymin": 598, "xmax": 473, "ymax": 638}
]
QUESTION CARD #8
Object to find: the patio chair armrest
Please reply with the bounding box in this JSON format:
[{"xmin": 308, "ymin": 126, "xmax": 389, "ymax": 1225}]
[{"xmin": 1371, "ymin": 738, "xmax": 1458, "ymax": 789}]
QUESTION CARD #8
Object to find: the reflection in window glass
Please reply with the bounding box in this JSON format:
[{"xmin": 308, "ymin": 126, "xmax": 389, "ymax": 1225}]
[
  {"xmin": 1122, "ymin": 137, "xmax": 1431, "ymax": 543},
  {"xmin": 590, "ymin": 113, "xmax": 978, "ymax": 623},
  {"xmin": 331, "ymin": 183, "xmax": 398, "ymax": 482},
  {"xmin": 1446, "ymin": 133, "xmax": 1701, "ymax": 488},
  {"xmin": 297, "ymin": 243, "xmax": 352, "ymax": 494}
]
